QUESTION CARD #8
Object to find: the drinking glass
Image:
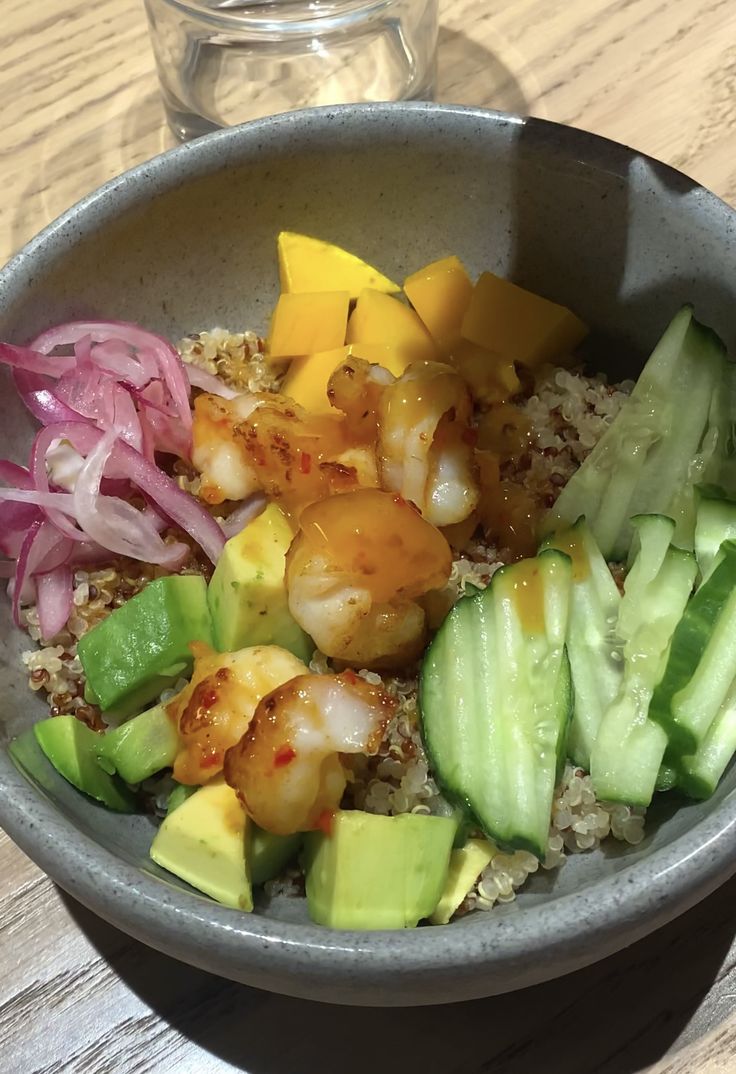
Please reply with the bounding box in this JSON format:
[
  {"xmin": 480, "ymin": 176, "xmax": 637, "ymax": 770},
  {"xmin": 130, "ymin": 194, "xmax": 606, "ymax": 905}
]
[{"xmin": 144, "ymin": 0, "xmax": 439, "ymax": 140}]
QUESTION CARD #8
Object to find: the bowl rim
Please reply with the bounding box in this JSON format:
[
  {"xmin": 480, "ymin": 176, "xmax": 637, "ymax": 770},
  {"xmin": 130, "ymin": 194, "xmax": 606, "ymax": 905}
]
[{"xmin": 2, "ymin": 100, "xmax": 736, "ymax": 1004}]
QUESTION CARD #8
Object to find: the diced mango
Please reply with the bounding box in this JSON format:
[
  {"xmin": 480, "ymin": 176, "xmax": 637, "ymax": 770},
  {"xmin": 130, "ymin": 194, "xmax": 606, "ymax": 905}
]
[
  {"xmin": 461, "ymin": 272, "xmax": 588, "ymax": 368},
  {"xmin": 347, "ymin": 289, "xmax": 438, "ymax": 363},
  {"xmin": 403, "ymin": 256, "xmax": 474, "ymax": 349},
  {"xmin": 281, "ymin": 346, "xmax": 349, "ymax": 415},
  {"xmin": 281, "ymin": 341, "xmax": 414, "ymax": 416},
  {"xmin": 449, "ymin": 339, "xmax": 521, "ymax": 405},
  {"xmin": 277, "ymin": 232, "xmax": 400, "ymax": 300},
  {"xmin": 269, "ymin": 291, "xmax": 350, "ymax": 359}
]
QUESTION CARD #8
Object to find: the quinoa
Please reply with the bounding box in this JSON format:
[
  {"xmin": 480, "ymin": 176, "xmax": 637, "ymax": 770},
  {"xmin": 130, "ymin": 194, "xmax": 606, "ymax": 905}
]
[{"xmin": 177, "ymin": 328, "xmax": 280, "ymax": 393}]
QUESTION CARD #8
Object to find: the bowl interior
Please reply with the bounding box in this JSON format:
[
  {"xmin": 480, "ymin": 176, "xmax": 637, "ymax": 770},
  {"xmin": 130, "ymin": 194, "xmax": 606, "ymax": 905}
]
[{"xmin": 1, "ymin": 104, "xmax": 736, "ymax": 999}]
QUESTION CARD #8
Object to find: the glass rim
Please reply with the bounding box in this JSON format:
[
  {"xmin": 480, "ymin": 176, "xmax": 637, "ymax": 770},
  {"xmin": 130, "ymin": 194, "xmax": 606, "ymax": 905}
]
[{"xmin": 147, "ymin": 0, "xmax": 398, "ymax": 32}]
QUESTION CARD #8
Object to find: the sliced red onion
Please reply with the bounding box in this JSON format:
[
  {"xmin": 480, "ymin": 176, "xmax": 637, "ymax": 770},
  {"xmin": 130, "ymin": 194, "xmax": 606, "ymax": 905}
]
[
  {"xmin": 30, "ymin": 320, "xmax": 192, "ymax": 436},
  {"xmin": 0, "ymin": 459, "xmax": 33, "ymax": 489},
  {"xmin": 13, "ymin": 369, "xmax": 81, "ymax": 425},
  {"xmin": 0, "ymin": 487, "xmax": 78, "ymax": 513},
  {"xmin": 31, "ymin": 424, "xmax": 96, "ymax": 541},
  {"xmin": 73, "ymin": 429, "xmax": 189, "ymax": 569},
  {"xmin": 220, "ymin": 494, "xmax": 267, "ymax": 540},
  {"xmin": 0, "ymin": 502, "xmax": 42, "ymax": 558},
  {"xmin": 12, "ymin": 520, "xmax": 43, "ymax": 625},
  {"xmin": 90, "ymin": 339, "xmax": 151, "ymax": 387},
  {"xmin": 36, "ymin": 564, "xmax": 74, "ymax": 641},
  {"xmin": 185, "ymin": 363, "xmax": 243, "ymax": 399},
  {"xmin": 109, "ymin": 438, "xmax": 225, "ymax": 564},
  {"xmin": 0, "ymin": 342, "xmax": 75, "ymax": 378}
]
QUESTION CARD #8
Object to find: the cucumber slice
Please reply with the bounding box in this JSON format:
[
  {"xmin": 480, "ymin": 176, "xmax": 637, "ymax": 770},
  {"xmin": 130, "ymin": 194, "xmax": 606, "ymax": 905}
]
[
  {"xmin": 419, "ymin": 549, "xmax": 572, "ymax": 859},
  {"xmin": 649, "ymin": 540, "xmax": 736, "ymax": 756},
  {"xmin": 545, "ymin": 307, "xmax": 728, "ymax": 560},
  {"xmin": 694, "ymin": 488, "xmax": 736, "ymax": 584},
  {"xmin": 542, "ymin": 518, "xmax": 621, "ymax": 769},
  {"xmin": 590, "ymin": 546, "xmax": 696, "ymax": 805},
  {"xmin": 677, "ymin": 676, "xmax": 736, "ymax": 798}
]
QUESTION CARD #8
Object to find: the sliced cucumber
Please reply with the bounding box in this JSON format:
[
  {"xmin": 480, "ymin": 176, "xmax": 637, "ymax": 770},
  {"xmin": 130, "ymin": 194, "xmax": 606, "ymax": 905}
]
[
  {"xmin": 649, "ymin": 540, "xmax": 736, "ymax": 756},
  {"xmin": 694, "ymin": 488, "xmax": 736, "ymax": 584},
  {"xmin": 677, "ymin": 675, "xmax": 736, "ymax": 798},
  {"xmin": 419, "ymin": 549, "xmax": 572, "ymax": 860},
  {"xmin": 542, "ymin": 518, "xmax": 621, "ymax": 769},
  {"xmin": 545, "ymin": 307, "xmax": 728, "ymax": 560},
  {"xmin": 590, "ymin": 545, "xmax": 696, "ymax": 805}
]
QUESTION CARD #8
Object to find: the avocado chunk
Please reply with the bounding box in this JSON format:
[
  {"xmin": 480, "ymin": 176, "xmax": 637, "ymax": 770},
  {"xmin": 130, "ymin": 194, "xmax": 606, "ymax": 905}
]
[
  {"xmin": 208, "ymin": 504, "xmax": 312, "ymax": 661},
  {"xmin": 304, "ymin": 811, "xmax": 456, "ymax": 929},
  {"xmin": 33, "ymin": 716, "xmax": 136, "ymax": 812},
  {"xmin": 98, "ymin": 704, "xmax": 179, "ymax": 784},
  {"xmin": 149, "ymin": 777, "xmax": 253, "ymax": 910},
  {"xmin": 429, "ymin": 837, "xmax": 496, "ymax": 925},
  {"xmin": 251, "ymin": 828, "xmax": 302, "ymax": 887},
  {"xmin": 78, "ymin": 575, "xmax": 213, "ymax": 717}
]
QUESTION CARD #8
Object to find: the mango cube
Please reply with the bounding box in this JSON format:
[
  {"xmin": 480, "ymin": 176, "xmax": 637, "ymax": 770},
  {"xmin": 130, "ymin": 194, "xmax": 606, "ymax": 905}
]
[
  {"xmin": 277, "ymin": 232, "xmax": 400, "ymax": 300},
  {"xmin": 449, "ymin": 339, "xmax": 521, "ymax": 405},
  {"xmin": 461, "ymin": 272, "xmax": 588, "ymax": 368},
  {"xmin": 281, "ymin": 346, "xmax": 349, "ymax": 415},
  {"xmin": 403, "ymin": 256, "xmax": 474, "ymax": 349},
  {"xmin": 269, "ymin": 291, "xmax": 350, "ymax": 359},
  {"xmin": 347, "ymin": 289, "xmax": 438, "ymax": 363},
  {"xmin": 281, "ymin": 342, "xmax": 413, "ymax": 415}
]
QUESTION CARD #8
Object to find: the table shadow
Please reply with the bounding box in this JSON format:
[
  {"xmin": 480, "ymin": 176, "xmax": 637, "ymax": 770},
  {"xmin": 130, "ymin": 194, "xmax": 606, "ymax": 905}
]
[
  {"xmin": 436, "ymin": 27, "xmax": 528, "ymax": 114},
  {"xmin": 62, "ymin": 871, "xmax": 736, "ymax": 1074}
]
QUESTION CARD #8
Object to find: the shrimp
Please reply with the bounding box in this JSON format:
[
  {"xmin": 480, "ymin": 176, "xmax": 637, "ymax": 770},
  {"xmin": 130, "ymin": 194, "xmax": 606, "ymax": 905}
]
[
  {"xmin": 191, "ymin": 392, "xmax": 264, "ymax": 504},
  {"xmin": 377, "ymin": 361, "xmax": 479, "ymax": 527},
  {"xmin": 192, "ymin": 391, "xmax": 377, "ymax": 515},
  {"xmin": 166, "ymin": 642, "xmax": 307, "ymax": 784},
  {"xmin": 327, "ymin": 357, "xmax": 395, "ymax": 443},
  {"xmin": 285, "ymin": 488, "xmax": 452, "ymax": 669},
  {"xmin": 224, "ymin": 671, "xmax": 396, "ymax": 835}
]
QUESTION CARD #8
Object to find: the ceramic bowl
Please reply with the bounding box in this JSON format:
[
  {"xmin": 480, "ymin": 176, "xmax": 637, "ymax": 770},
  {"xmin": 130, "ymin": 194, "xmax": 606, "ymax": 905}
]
[{"xmin": 1, "ymin": 103, "xmax": 735, "ymax": 1007}]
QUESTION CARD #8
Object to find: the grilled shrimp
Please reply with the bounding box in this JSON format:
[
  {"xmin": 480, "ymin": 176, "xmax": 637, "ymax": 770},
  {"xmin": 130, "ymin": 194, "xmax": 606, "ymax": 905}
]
[
  {"xmin": 191, "ymin": 392, "xmax": 264, "ymax": 504},
  {"xmin": 285, "ymin": 488, "xmax": 452, "ymax": 669},
  {"xmin": 224, "ymin": 671, "xmax": 396, "ymax": 835},
  {"xmin": 377, "ymin": 361, "xmax": 479, "ymax": 527},
  {"xmin": 327, "ymin": 357, "xmax": 394, "ymax": 443},
  {"xmin": 192, "ymin": 391, "xmax": 376, "ymax": 514},
  {"xmin": 166, "ymin": 642, "xmax": 307, "ymax": 784}
]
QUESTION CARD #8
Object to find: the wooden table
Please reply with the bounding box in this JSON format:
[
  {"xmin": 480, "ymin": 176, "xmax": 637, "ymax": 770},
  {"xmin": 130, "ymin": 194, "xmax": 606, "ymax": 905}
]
[{"xmin": 1, "ymin": 1, "xmax": 736, "ymax": 1070}]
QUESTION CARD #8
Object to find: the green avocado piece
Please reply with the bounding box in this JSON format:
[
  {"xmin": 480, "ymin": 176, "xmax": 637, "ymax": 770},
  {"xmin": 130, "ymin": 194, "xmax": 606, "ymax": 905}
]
[
  {"xmin": 304, "ymin": 811, "xmax": 456, "ymax": 929},
  {"xmin": 208, "ymin": 503, "xmax": 312, "ymax": 662},
  {"xmin": 429, "ymin": 837, "xmax": 496, "ymax": 925},
  {"xmin": 149, "ymin": 778, "xmax": 253, "ymax": 911},
  {"xmin": 33, "ymin": 716, "xmax": 136, "ymax": 812},
  {"xmin": 78, "ymin": 575, "xmax": 213, "ymax": 718},
  {"xmin": 98, "ymin": 704, "xmax": 180, "ymax": 784},
  {"xmin": 250, "ymin": 827, "xmax": 302, "ymax": 886}
]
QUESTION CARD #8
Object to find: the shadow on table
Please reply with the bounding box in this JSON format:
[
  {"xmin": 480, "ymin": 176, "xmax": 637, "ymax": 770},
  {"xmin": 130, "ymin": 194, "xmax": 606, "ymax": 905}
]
[
  {"xmin": 436, "ymin": 27, "xmax": 528, "ymax": 114},
  {"xmin": 62, "ymin": 872, "xmax": 736, "ymax": 1074}
]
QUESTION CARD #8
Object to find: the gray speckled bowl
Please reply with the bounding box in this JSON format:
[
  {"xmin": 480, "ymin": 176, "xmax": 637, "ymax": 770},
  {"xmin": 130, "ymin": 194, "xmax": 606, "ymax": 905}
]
[{"xmin": 1, "ymin": 103, "xmax": 735, "ymax": 1007}]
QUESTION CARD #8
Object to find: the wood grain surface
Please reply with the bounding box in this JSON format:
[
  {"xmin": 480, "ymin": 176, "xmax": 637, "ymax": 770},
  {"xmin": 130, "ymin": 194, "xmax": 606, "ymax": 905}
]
[{"xmin": 1, "ymin": 1, "xmax": 736, "ymax": 1071}]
